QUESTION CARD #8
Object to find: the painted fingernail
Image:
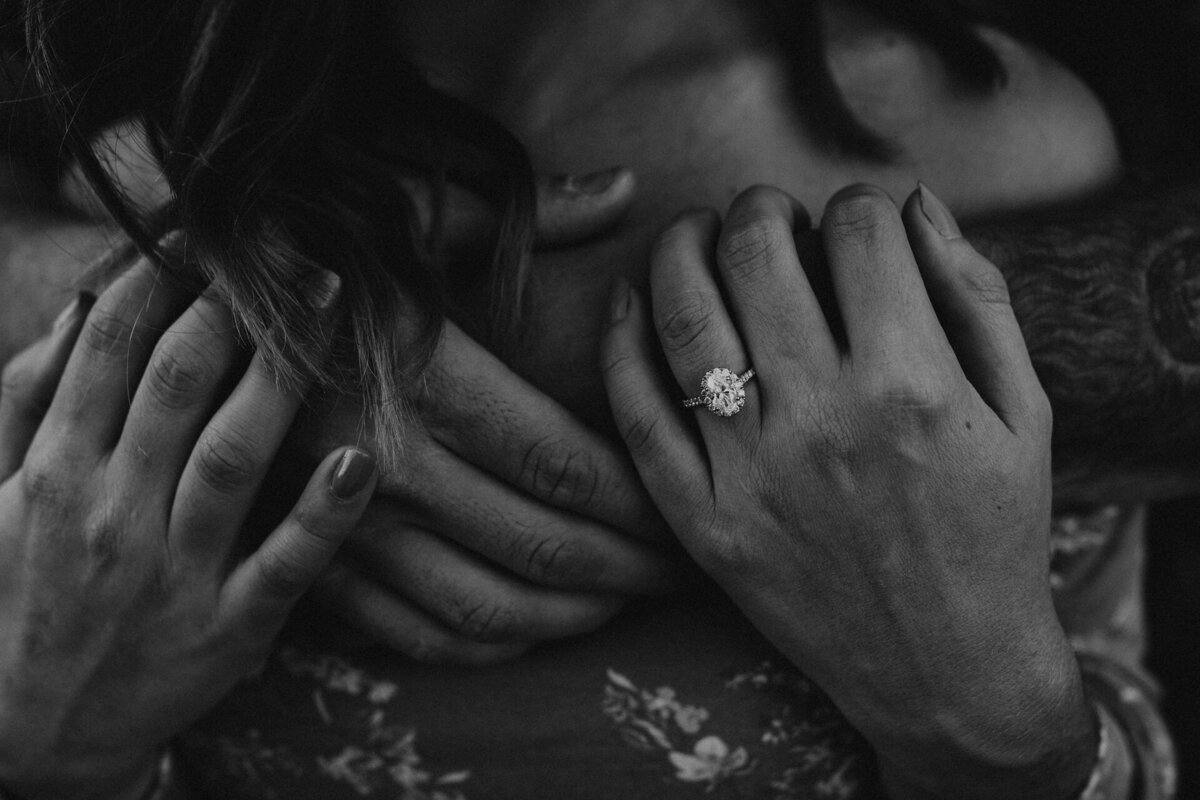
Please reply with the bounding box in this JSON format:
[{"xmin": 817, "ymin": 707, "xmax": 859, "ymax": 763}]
[
  {"xmin": 331, "ymin": 448, "xmax": 375, "ymax": 500},
  {"xmin": 307, "ymin": 270, "xmax": 342, "ymax": 311},
  {"xmin": 918, "ymin": 182, "xmax": 961, "ymax": 239},
  {"xmin": 561, "ymin": 166, "xmax": 622, "ymax": 195},
  {"xmin": 609, "ymin": 276, "xmax": 632, "ymax": 323}
]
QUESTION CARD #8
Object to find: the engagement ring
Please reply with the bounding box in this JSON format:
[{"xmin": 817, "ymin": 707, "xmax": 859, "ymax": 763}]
[{"xmin": 682, "ymin": 367, "xmax": 755, "ymax": 417}]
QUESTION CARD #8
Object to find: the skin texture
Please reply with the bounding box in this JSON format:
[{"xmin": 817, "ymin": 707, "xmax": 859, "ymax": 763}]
[
  {"xmin": 0, "ymin": 2, "xmax": 1190, "ymax": 794},
  {"xmin": 18, "ymin": 166, "xmax": 686, "ymax": 663},
  {"xmin": 4, "ymin": 2, "xmax": 1128, "ymax": 664},
  {"xmin": 601, "ymin": 184, "xmax": 1093, "ymax": 799},
  {"xmin": 422, "ymin": 0, "xmax": 1120, "ymax": 425}
]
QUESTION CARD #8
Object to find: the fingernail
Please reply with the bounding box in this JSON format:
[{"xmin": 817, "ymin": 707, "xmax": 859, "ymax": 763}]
[
  {"xmin": 609, "ymin": 276, "xmax": 631, "ymax": 323},
  {"xmin": 562, "ymin": 166, "xmax": 622, "ymax": 196},
  {"xmin": 157, "ymin": 228, "xmax": 187, "ymax": 254},
  {"xmin": 53, "ymin": 291, "xmax": 95, "ymax": 331},
  {"xmin": 307, "ymin": 270, "xmax": 342, "ymax": 311},
  {"xmin": 917, "ymin": 182, "xmax": 961, "ymax": 239},
  {"xmin": 331, "ymin": 448, "xmax": 375, "ymax": 500},
  {"xmin": 51, "ymin": 297, "xmax": 80, "ymax": 331},
  {"xmin": 829, "ymin": 183, "xmax": 890, "ymax": 205}
]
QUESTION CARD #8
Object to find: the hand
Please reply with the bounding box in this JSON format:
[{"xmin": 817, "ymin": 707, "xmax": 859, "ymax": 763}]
[
  {"xmin": 601, "ymin": 184, "xmax": 1094, "ymax": 799},
  {"xmin": 294, "ymin": 168, "xmax": 682, "ymax": 664},
  {"xmin": 0, "ymin": 255, "xmax": 375, "ymax": 800}
]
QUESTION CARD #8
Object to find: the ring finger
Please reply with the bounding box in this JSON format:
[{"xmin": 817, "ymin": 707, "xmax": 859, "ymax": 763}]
[{"xmin": 651, "ymin": 210, "xmax": 756, "ymax": 440}]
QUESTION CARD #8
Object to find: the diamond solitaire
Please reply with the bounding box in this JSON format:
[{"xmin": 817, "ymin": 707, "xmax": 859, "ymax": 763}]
[{"xmin": 682, "ymin": 367, "xmax": 756, "ymax": 417}]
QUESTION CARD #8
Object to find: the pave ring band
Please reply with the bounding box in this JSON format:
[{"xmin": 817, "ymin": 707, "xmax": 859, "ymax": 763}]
[{"xmin": 682, "ymin": 367, "xmax": 756, "ymax": 417}]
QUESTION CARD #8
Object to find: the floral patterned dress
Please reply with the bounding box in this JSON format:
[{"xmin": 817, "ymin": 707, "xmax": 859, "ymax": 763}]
[{"xmin": 177, "ymin": 506, "xmax": 1150, "ymax": 799}]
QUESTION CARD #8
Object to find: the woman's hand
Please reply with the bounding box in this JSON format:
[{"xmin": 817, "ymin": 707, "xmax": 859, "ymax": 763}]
[
  {"xmin": 297, "ymin": 168, "xmax": 681, "ymax": 663},
  {"xmin": 0, "ymin": 255, "xmax": 375, "ymax": 800},
  {"xmin": 601, "ymin": 184, "xmax": 1095, "ymax": 799},
  {"xmin": 39, "ymin": 163, "xmax": 678, "ymax": 665}
]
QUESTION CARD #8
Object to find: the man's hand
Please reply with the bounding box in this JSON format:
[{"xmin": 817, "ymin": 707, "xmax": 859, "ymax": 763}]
[{"xmin": 299, "ymin": 169, "xmax": 682, "ymax": 663}]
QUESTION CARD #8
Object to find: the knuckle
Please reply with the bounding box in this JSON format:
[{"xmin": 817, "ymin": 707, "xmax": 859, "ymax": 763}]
[
  {"xmin": 510, "ymin": 528, "xmax": 585, "ymax": 587},
  {"xmin": 20, "ymin": 455, "xmax": 70, "ymax": 503},
  {"xmin": 691, "ymin": 523, "xmax": 757, "ymax": 576},
  {"xmin": 193, "ymin": 426, "xmax": 262, "ymax": 494},
  {"xmin": 79, "ymin": 308, "xmax": 139, "ymax": 359},
  {"xmin": 613, "ymin": 396, "xmax": 664, "ymax": 457},
  {"xmin": 144, "ymin": 338, "xmax": 216, "ymax": 410},
  {"xmin": 719, "ymin": 217, "xmax": 787, "ymax": 281},
  {"xmin": 599, "ymin": 349, "xmax": 646, "ymax": 407},
  {"xmin": 451, "ymin": 600, "xmax": 516, "ymax": 641},
  {"xmin": 658, "ymin": 292, "xmax": 717, "ymax": 355},
  {"xmin": 80, "ymin": 507, "xmax": 128, "ymax": 574},
  {"xmin": 518, "ymin": 437, "xmax": 600, "ymax": 509},
  {"xmin": 958, "ymin": 256, "xmax": 1012, "ymax": 307},
  {"xmin": 292, "ymin": 505, "xmax": 342, "ymax": 548},
  {"xmin": 599, "ymin": 343, "xmax": 635, "ymax": 382},
  {"xmin": 254, "ymin": 544, "xmax": 311, "ymax": 599},
  {"xmin": 825, "ymin": 190, "xmax": 894, "ymax": 245}
]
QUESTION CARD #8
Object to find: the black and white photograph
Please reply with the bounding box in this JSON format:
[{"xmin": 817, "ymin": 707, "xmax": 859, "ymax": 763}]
[{"xmin": 0, "ymin": 1, "xmax": 1195, "ymax": 797}]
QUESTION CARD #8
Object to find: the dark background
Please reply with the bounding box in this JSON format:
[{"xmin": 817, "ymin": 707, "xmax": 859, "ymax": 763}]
[{"xmin": 1147, "ymin": 498, "xmax": 1200, "ymax": 796}]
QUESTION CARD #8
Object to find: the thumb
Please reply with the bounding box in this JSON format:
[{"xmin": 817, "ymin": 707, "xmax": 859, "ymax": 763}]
[{"xmin": 221, "ymin": 447, "xmax": 377, "ymax": 631}]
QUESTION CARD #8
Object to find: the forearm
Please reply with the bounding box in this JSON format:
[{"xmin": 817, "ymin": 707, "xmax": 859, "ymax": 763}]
[
  {"xmin": 870, "ymin": 178, "xmax": 1200, "ymax": 800},
  {"xmin": 861, "ymin": 616, "xmax": 1095, "ymax": 800},
  {"xmin": 963, "ymin": 179, "xmax": 1200, "ymax": 505}
]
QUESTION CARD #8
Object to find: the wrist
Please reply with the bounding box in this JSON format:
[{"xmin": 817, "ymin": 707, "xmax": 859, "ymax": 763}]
[{"xmin": 874, "ymin": 635, "xmax": 1097, "ymax": 800}]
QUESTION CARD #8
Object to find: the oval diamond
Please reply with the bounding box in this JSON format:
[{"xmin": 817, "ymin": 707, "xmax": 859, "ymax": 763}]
[{"xmin": 701, "ymin": 368, "xmax": 745, "ymax": 416}]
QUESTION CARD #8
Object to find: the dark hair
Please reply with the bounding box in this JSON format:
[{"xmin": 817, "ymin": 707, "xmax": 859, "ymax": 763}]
[{"xmin": 2, "ymin": 0, "xmax": 1001, "ymax": 457}]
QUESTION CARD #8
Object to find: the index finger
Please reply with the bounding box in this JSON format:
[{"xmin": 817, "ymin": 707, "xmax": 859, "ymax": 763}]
[
  {"xmin": 39, "ymin": 250, "xmax": 193, "ymax": 459},
  {"xmin": 414, "ymin": 322, "xmax": 669, "ymax": 542}
]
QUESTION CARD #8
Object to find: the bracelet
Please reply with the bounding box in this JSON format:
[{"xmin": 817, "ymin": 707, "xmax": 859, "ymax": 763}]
[
  {"xmin": 1076, "ymin": 651, "xmax": 1178, "ymax": 800},
  {"xmin": 0, "ymin": 749, "xmax": 176, "ymax": 800},
  {"xmin": 142, "ymin": 749, "xmax": 177, "ymax": 800},
  {"xmin": 1077, "ymin": 700, "xmax": 1134, "ymax": 800}
]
